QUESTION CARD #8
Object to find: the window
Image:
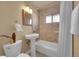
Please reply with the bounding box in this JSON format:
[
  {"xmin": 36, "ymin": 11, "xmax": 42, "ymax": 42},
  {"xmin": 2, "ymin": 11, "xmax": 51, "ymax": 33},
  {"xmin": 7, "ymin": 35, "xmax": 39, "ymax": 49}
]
[
  {"xmin": 45, "ymin": 14, "xmax": 60, "ymax": 24},
  {"xmin": 53, "ymin": 14, "xmax": 60, "ymax": 23},
  {"xmin": 45, "ymin": 15, "xmax": 52, "ymax": 23}
]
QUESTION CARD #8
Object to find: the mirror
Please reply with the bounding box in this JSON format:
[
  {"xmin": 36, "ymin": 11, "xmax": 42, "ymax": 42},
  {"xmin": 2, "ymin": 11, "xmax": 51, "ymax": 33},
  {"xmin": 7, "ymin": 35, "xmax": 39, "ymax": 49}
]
[{"xmin": 22, "ymin": 9, "xmax": 32, "ymax": 26}]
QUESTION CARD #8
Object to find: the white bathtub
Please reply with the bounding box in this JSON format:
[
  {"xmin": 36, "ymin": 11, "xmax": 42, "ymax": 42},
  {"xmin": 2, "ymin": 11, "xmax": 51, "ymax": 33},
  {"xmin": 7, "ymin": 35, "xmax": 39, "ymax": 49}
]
[{"xmin": 36, "ymin": 40, "xmax": 58, "ymax": 57}]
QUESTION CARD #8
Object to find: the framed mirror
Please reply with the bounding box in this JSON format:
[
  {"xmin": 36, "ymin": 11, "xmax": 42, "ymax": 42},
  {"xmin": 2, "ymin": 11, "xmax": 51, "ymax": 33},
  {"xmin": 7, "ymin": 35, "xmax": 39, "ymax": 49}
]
[{"xmin": 22, "ymin": 9, "xmax": 32, "ymax": 26}]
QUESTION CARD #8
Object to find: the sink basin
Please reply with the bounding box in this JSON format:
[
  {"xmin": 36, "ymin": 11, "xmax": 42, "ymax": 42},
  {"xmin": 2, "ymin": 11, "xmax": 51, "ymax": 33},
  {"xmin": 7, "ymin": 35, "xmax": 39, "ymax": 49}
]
[{"xmin": 25, "ymin": 33, "xmax": 39, "ymax": 40}]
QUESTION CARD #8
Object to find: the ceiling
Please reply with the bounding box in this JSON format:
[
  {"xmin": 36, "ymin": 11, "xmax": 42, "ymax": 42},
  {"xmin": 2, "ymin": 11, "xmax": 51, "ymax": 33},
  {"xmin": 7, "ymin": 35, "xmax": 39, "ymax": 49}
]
[{"xmin": 30, "ymin": 1, "xmax": 55, "ymax": 10}]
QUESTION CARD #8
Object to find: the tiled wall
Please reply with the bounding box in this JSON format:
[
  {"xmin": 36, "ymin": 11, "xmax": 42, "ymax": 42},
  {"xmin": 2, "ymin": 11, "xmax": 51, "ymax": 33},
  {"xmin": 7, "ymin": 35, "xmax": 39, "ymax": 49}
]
[{"xmin": 39, "ymin": 2, "xmax": 60, "ymax": 43}]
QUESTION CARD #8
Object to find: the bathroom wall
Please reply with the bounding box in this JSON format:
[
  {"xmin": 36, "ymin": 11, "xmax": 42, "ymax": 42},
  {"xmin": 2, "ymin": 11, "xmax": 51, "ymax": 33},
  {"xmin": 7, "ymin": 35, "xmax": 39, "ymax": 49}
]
[
  {"xmin": 73, "ymin": 35, "xmax": 79, "ymax": 57},
  {"xmin": 73, "ymin": 1, "xmax": 79, "ymax": 57},
  {"xmin": 32, "ymin": 10, "xmax": 39, "ymax": 33},
  {"xmin": 39, "ymin": 2, "xmax": 60, "ymax": 43},
  {"xmin": 0, "ymin": 2, "xmax": 33, "ymax": 55}
]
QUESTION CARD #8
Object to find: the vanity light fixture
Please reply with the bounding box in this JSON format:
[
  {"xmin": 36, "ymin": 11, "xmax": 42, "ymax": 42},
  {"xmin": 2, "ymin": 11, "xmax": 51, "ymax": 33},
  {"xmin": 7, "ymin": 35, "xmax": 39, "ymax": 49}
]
[{"xmin": 25, "ymin": 6, "xmax": 32, "ymax": 14}]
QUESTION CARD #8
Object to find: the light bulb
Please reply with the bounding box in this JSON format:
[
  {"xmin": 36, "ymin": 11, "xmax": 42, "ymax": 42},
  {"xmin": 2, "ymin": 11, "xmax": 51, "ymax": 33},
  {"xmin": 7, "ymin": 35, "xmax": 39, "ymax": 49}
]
[
  {"xmin": 29, "ymin": 9, "xmax": 32, "ymax": 14},
  {"xmin": 25, "ymin": 6, "xmax": 30, "ymax": 13}
]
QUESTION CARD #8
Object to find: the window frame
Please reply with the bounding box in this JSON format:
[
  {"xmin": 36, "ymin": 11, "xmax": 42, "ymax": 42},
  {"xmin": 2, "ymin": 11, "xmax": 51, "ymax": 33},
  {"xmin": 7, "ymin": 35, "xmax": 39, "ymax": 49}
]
[
  {"xmin": 45, "ymin": 15, "xmax": 53, "ymax": 24},
  {"xmin": 53, "ymin": 14, "xmax": 60, "ymax": 23},
  {"xmin": 45, "ymin": 14, "xmax": 60, "ymax": 24}
]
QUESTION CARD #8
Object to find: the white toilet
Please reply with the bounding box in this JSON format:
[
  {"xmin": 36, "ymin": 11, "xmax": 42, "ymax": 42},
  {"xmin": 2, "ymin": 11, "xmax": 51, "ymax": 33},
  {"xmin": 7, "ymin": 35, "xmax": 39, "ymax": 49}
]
[{"xmin": 3, "ymin": 40, "xmax": 29, "ymax": 57}]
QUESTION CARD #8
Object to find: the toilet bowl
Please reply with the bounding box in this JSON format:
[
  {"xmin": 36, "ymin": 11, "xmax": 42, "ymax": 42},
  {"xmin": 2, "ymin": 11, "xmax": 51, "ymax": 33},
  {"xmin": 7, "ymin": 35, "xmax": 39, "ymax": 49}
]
[{"xmin": 3, "ymin": 40, "xmax": 29, "ymax": 57}]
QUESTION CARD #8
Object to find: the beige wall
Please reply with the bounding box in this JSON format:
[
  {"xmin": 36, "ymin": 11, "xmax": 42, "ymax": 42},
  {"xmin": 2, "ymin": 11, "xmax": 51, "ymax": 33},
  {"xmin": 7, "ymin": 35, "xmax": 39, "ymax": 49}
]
[
  {"xmin": 39, "ymin": 2, "xmax": 60, "ymax": 43},
  {"xmin": 31, "ymin": 5, "xmax": 39, "ymax": 33},
  {"xmin": 74, "ymin": 35, "xmax": 79, "ymax": 57},
  {"xmin": 0, "ymin": 2, "xmax": 33, "ymax": 55},
  {"xmin": 74, "ymin": 1, "xmax": 79, "ymax": 7}
]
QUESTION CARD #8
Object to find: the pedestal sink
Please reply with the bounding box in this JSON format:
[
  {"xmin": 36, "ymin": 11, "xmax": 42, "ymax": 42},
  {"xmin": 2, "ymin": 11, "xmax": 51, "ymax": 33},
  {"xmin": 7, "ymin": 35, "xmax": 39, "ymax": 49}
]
[{"xmin": 25, "ymin": 33, "xmax": 39, "ymax": 57}]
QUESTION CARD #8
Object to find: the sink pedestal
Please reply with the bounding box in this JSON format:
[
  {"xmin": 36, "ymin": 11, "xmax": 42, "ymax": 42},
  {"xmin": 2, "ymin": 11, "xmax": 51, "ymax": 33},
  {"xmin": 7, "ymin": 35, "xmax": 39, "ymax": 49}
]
[
  {"xmin": 30, "ymin": 38, "xmax": 36, "ymax": 57},
  {"xmin": 25, "ymin": 33, "xmax": 39, "ymax": 57}
]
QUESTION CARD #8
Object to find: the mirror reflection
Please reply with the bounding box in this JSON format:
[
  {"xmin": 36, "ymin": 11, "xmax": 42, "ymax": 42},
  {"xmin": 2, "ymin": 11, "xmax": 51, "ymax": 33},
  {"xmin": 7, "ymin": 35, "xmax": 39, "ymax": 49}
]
[{"xmin": 22, "ymin": 9, "xmax": 32, "ymax": 26}]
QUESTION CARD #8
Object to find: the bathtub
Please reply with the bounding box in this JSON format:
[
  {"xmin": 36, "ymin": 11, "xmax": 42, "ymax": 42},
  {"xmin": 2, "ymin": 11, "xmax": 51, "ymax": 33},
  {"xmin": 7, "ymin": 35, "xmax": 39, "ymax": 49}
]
[{"xmin": 36, "ymin": 40, "xmax": 58, "ymax": 57}]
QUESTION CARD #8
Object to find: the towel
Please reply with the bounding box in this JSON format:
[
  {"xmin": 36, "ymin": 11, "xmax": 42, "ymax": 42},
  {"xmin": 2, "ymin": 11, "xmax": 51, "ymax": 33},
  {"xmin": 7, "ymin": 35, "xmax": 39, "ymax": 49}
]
[{"xmin": 71, "ymin": 4, "xmax": 79, "ymax": 36}]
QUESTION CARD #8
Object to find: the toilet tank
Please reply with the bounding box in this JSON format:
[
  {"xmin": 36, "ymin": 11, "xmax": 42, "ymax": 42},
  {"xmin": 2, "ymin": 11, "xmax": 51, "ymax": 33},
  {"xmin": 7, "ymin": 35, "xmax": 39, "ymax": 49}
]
[{"xmin": 3, "ymin": 40, "xmax": 22, "ymax": 57}]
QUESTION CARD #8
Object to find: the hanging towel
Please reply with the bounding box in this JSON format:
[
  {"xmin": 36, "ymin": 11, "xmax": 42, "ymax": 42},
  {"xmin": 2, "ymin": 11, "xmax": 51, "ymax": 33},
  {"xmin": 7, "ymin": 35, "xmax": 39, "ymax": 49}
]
[{"xmin": 71, "ymin": 4, "xmax": 79, "ymax": 36}]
